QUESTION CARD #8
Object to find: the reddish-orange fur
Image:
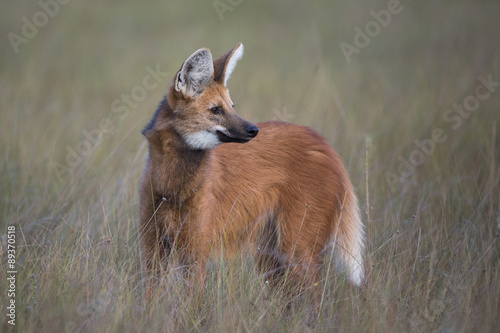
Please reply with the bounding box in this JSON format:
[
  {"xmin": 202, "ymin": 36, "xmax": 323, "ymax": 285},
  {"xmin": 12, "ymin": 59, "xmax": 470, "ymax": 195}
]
[{"xmin": 139, "ymin": 44, "xmax": 364, "ymax": 295}]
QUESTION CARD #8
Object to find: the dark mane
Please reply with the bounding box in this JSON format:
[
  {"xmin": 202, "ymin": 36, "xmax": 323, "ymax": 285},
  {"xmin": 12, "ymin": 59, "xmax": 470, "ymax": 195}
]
[{"xmin": 142, "ymin": 95, "xmax": 167, "ymax": 136}]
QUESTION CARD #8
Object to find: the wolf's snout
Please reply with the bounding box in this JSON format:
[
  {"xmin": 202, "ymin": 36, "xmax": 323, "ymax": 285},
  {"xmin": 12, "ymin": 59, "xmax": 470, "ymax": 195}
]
[{"xmin": 245, "ymin": 124, "xmax": 259, "ymax": 138}]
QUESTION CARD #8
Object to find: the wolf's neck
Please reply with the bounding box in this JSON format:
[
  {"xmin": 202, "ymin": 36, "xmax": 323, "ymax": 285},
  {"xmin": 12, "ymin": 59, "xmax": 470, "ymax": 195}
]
[{"xmin": 147, "ymin": 128, "xmax": 210, "ymax": 205}]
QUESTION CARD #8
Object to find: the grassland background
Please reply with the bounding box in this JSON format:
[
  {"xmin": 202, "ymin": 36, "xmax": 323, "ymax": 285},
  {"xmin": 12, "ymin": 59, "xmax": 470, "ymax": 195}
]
[{"xmin": 1, "ymin": 0, "xmax": 499, "ymax": 332}]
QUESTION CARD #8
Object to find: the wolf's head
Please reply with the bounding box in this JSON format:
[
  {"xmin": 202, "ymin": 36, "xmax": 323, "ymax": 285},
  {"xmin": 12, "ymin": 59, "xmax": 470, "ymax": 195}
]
[{"xmin": 157, "ymin": 43, "xmax": 258, "ymax": 150}]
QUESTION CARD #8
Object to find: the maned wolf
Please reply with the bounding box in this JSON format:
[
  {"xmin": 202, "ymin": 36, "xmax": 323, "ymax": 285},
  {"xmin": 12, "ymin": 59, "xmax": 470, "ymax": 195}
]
[{"xmin": 139, "ymin": 43, "xmax": 364, "ymax": 294}]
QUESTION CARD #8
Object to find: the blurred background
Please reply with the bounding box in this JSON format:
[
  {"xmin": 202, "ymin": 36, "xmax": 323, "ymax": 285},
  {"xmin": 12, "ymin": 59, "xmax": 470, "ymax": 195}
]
[{"xmin": 1, "ymin": 0, "xmax": 499, "ymax": 331}]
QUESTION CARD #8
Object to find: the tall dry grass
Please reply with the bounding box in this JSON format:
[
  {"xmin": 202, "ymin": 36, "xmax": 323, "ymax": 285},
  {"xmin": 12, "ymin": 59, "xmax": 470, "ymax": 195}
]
[{"xmin": 1, "ymin": 0, "xmax": 499, "ymax": 332}]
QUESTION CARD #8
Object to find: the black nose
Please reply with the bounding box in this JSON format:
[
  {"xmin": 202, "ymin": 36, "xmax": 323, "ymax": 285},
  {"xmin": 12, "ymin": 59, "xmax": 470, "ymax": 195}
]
[{"xmin": 245, "ymin": 124, "xmax": 259, "ymax": 138}]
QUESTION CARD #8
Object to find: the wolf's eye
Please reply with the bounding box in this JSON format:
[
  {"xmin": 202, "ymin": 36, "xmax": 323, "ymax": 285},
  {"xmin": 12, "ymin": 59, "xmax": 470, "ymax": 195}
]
[{"xmin": 210, "ymin": 106, "xmax": 223, "ymax": 115}]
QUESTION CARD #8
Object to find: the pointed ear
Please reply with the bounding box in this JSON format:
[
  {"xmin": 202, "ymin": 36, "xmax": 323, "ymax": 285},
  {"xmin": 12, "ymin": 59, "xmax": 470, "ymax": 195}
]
[
  {"xmin": 175, "ymin": 48, "xmax": 214, "ymax": 97},
  {"xmin": 213, "ymin": 42, "xmax": 244, "ymax": 86}
]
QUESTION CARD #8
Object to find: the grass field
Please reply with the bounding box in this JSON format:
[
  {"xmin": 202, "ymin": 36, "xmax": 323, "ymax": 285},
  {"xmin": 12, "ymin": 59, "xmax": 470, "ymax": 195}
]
[{"xmin": 1, "ymin": 0, "xmax": 499, "ymax": 332}]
